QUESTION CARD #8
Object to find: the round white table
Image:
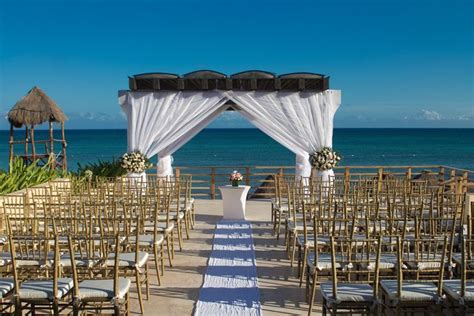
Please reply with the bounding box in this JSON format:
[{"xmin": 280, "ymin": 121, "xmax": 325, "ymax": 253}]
[{"xmin": 219, "ymin": 185, "xmax": 251, "ymax": 220}]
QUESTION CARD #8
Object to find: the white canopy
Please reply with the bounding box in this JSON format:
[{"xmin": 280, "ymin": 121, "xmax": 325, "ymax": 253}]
[{"xmin": 119, "ymin": 90, "xmax": 341, "ymax": 178}]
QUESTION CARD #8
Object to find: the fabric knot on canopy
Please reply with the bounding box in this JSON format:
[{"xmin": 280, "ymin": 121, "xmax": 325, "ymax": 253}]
[{"xmin": 119, "ymin": 82, "xmax": 340, "ymax": 179}]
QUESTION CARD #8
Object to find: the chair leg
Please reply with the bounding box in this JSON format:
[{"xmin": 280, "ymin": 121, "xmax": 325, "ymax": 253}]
[
  {"xmin": 154, "ymin": 246, "xmax": 162, "ymax": 285},
  {"xmin": 145, "ymin": 264, "xmax": 150, "ymax": 300},
  {"xmin": 177, "ymin": 221, "xmax": 183, "ymax": 251},
  {"xmin": 73, "ymin": 305, "xmax": 79, "ymax": 316},
  {"xmin": 290, "ymin": 233, "xmax": 297, "ymax": 267},
  {"xmin": 126, "ymin": 293, "xmax": 130, "ymax": 316},
  {"xmin": 136, "ymin": 270, "xmax": 145, "ymax": 314},
  {"xmin": 114, "ymin": 301, "xmax": 121, "ymax": 316},
  {"xmin": 277, "ymin": 215, "xmax": 282, "ymax": 241},
  {"xmin": 161, "ymin": 244, "xmax": 165, "ymax": 275},
  {"xmin": 300, "ymin": 247, "xmax": 308, "ymax": 287},
  {"xmin": 307, "ymin": 272, "xmax": 318, "ymax": 316},
  {"xmin": 52, "ymin": 300, "xmax": 59, "ymax": 316},
  {"xmin": 297, "ymin": 245, "xmax": 302, "ymax": 278},
  {"xmin": 184, "ymin": 213, "xmax": 190, "ymax": 239},
  {"xmin": 166, "ymin": 234, "xmax": 173, "ymax": 267},
  {"xmin": 171, "ymin": 231, "xmax": 176, "ymax": 258},
  {"xmin": 273, "ymin": 213, "xmax": 278, "ymax": 236}
]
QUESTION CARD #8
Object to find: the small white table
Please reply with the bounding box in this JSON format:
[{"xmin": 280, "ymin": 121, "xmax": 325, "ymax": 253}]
[{"xmin": 219, "ymin": 185, "xmax": 251, "ymax": 220}]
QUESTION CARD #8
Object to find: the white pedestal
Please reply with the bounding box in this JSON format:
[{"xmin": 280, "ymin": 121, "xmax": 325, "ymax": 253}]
[{"xmin": 219, "ymin": 185, "xmax": 251, "ymax": 220}]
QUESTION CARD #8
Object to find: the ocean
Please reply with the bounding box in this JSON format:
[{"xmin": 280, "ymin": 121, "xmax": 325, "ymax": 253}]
[{"xmin": 0, "ymin": 128, "xmax": 473, "ymax": 171}]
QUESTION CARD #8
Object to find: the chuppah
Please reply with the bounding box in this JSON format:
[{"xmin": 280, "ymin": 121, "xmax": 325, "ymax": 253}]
[{"xmin": 119, "ymin": 70, "xmax": 341, "ymax": 315}]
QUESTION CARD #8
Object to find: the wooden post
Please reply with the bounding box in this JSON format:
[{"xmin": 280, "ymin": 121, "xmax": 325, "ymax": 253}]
[
  {"xmin": 49, "ymin": 121, "xmax": 55, "ymax": 169},
  {"xmin": 61, "ymin": 122, "xmax": 67, "ymax": 171},
  {"xmin": 450, "ymin": 169, "xmax": 456, "ymax": 192},
  {"xmin": 9, "ymin": 124, "xmax": 14, "ymax": 171},
  {"xmin": 344, "ymin": 167, "xmax": 350, "ymax": 195},
  {"xmin": 456, "ymin": 179, "xmax": 463, "ymax": 204},
  {"xmin": 406, "ymin": 167, "xmax": 412, "ymax": 180},
  {"xmin": 377, "ymin": 168, "xmax": 383, "ymax": 193},
  {"xmin": 462, "ymin": 171, "xmax": 469, "ymax": 194},
  {"xmin": 175, "ymin": 167, "xmax": 181, "ymax": 179},
  {"xmin": 30, "ymin": 126, "xmax": 36, "ymax": 163},
  {"xmin": 245, "ymin": 167, "xmax": 251, "ymax": 186},
  {"xmin": 24, "ymin": 126, "xmax": 29, "ymax": 162},
  {"xmin": 438, "ymin": 167, "xmax": 445, "ymax": 184},
  {"xmin": 210, "ymin": 167, "xmax": 216, "ymax": 200}
]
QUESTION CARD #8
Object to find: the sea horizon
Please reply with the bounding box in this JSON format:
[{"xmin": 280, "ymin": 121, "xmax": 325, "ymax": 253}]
[{"xmin": 2, "ymin": 128, "xmax": 473, "ymax": 171}]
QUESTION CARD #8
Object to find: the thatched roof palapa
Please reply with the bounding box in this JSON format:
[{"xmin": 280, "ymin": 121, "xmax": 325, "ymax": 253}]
[{"xmin": 8, "ymin": 86, "xmax": 67, "ymax": 128}]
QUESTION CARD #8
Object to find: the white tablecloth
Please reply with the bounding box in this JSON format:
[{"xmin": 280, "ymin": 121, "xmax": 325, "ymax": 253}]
[{"xmin": 219, "ymin": 185, "xmax": 251, "ymax": 220}]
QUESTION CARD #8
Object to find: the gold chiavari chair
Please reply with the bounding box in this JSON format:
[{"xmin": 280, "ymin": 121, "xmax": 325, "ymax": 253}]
[
  {"xmin": 67, "ymin": 234, "xmax": 131, "ymax": 315},
  {"xmin": 132, "ymin": 197, "xmax": 167, "ymax": 278},
  {"xmin": 443, "ymin": 237, "xmax": 474, "ymax": 314},
  {"xmin": 179, "ymin": 175, "xmax": 195, "ymax": 229},
  {"xmin": 305, "ymin": 215, "xmax": 356, "ymax": 298},
  {"xmin": 309, "ymin": 236, "xmax": 382, "ymax": 316},
  {"xmin": 273, "ymin": 174, "xmax": 292, "ymax": 240},
  {"xmin": 101, "ymin": 216, "xmax": 150, "ymax": 314},
  {"xmin": 286, "ymin": 181, "xmax": 309, "ymax": 267},
  {"xmin": 380, "ymin": 237, "xmax": 447, "ymax": 315},
  {"xmin": 130, "ymin": 202, "xmax": 166, "ymax": 285},
  {"xmin": 167, "ymin": 179, "xmax": 188, "ymax": 246},
  {"xmin": 9, "ymin": 233, "xmax": 73, "ymax": 315}
]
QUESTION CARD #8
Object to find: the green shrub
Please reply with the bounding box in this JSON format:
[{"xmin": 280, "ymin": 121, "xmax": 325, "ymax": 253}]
[
  {"xmin": 76, "ymin": 158, "xmax": 126, "ymax": 179},
  {"xmin": 0, "ymin": 157, "xmax": 58, "ymax": 195}
]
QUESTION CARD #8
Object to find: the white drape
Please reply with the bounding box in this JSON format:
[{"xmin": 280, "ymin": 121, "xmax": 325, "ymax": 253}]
[
  {"xmin": 119, "ymin": 91, "xmax": 228, "ymax": 176},
  {"xmin": 119, "ymin": 89, "xmax": 341, "ymax": 179},
  {"xmin": 226, "ymin": 90, "xmax": 341, "ymax": 179}
]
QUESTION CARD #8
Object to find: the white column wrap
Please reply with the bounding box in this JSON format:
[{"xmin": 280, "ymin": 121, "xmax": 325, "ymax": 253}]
[{"xmin": 157, "ymin": 155, "xmax": 173, "ymax": 177}]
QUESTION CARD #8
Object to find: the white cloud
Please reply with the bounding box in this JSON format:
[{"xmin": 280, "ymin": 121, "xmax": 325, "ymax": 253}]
[
  {"xmin": 416, "ymin": 109, "xmax": 442, "ymax": 121},
  {"xmin": 68, "ymin": 111, "xmax": 125, "ymax": 123}
]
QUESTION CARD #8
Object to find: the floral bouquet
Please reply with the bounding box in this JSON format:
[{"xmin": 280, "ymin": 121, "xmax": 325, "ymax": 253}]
[
  {"xmin": 229, "ymin": 170, "xmax": 243, "ymax": 187},
  {"xmin": 121, "ymin": 151, "xmax": 152, "ymax": 174},
  {"xmin": 309, "ymin": 147, "xmax": 342, "ymax": 171}
]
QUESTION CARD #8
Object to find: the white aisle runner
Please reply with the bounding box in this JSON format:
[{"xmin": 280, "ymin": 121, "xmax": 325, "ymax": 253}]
[{"xmin": 195, "ymin": 221, "xmax": 262, "ymax": 316}]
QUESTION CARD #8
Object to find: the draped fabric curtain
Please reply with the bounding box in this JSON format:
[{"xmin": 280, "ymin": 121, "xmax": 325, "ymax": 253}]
[
  {"xmin": 226, "ymin": 90, "xmax": 341, "ymax": 179},
  {"xmin": 119, "ymin": 89, "xmax": 341, "ymax": 179},
  {"xmin": 119, "ymin": 91, "xmax": 228, "ymax": 176}
]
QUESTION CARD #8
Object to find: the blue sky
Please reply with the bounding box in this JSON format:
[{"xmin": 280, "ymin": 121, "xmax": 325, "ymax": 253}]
[{"xmin": 0, "ymin": 0, "xmax": 472, "ymax": 129}]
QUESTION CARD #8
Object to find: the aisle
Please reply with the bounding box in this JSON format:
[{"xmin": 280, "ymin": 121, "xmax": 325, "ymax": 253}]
[{"xmin": 195, "ymin": 220, "xmax": 262, "ymax": 316}]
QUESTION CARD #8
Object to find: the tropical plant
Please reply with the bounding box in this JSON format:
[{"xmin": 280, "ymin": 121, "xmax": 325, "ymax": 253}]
[
  {"xmin": 0, "ymin": 157, "xmax": 58, "ymax": 195},
  {"xmin": 76, "ymin": 158, "xmax": 126, "ymax": 178}
]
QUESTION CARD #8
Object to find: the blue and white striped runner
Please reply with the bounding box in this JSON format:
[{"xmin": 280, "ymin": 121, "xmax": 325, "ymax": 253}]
[{"xmin": 195, "ymin": 221, "xmax": 262, "ymax": 316}]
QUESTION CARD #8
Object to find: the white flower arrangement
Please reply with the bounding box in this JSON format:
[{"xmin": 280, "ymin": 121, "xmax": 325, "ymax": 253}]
[
  {"xmin": 229, "ymin": 170, "xmax": 243, "ymax": 182},
  {"xmin": 121, "ymin": 151, "xmax": 152, "ymax": 174},
  {"xmin": 84, "ymin": 169, "xmax": 93, "ymax": 180},
  {"xmin": 309, "ymin": 147, "xmax": 341, "ymax": 171}
]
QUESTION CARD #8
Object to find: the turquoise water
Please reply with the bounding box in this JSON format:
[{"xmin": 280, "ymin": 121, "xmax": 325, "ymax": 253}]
[{"xmin": 0, "ymin": 129, "xmax": 473, "ymax": 171}]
